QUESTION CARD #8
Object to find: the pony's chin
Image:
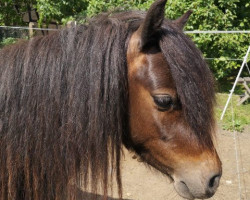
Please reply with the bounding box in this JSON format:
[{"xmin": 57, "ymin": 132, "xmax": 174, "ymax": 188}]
[
  {"xmin": 173, "ymin": 181, "xmax": 195, "ymax": 200},
  {"xmin": 173, "ymin": 180, "xmax": 215, "ymax": 200}
]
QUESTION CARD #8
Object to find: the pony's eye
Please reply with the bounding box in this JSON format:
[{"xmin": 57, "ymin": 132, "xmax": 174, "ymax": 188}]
[{"xmin": 153, "ymin": 95, "xmax": 173, "ymax": 111}]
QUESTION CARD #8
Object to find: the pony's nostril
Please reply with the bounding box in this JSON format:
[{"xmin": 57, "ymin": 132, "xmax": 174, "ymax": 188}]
[{"xmin": 208, "ymin": 174, "xmax": 221, "ymax": 188}]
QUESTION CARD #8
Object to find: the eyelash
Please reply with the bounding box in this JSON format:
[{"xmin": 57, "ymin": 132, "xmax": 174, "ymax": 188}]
[{"xmin": 153, "ymin": 95, "xmax": 173, "ymax": 111}]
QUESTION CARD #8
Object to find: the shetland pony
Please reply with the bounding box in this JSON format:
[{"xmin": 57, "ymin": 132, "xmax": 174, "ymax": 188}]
[{"xmin": 0, "ymin": 0, "xmax": 221, "ymax": 199}]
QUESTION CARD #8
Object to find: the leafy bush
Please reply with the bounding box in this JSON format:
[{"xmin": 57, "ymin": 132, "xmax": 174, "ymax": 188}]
[{"xmin": 0, "ymin": 37, "xmax": 18, "ymax": 48}]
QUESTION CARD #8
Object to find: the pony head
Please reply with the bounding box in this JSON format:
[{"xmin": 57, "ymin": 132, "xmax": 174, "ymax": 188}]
[{"xmin": 126, "ymin": 0, "xmax": 222, "ymax": 199}]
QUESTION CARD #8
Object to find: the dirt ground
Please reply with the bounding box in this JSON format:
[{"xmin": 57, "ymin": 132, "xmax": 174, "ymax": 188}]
[{"xmin": 81, "ymin": 125, "xmax": 250, "ymax": 200}]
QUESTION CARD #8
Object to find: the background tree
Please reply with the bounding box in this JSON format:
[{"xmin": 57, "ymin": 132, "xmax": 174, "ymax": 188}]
[{"xmin": 0, "ymin": 0, "xmax": 249, "ymax": 81}]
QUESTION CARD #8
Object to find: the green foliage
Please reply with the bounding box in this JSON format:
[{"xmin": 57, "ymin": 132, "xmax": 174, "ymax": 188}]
[
  {"xmin": 215, "ymin": 93, "xmax": 250, "ymax": 132},
  {"xmin": 0, "ymin": 0, "xmax": 27, "ymax": 26},
  {"xmin": 35, "ymin": 0, "xmax": 89, "ymax": 26},
  {"xmin": 84, "ymin": 0, "xmax": 149, "ymax": 17},
  {"xmin": 0, "ymin": 37, "xmax": 18, "ymax": 48},
  {"xmin": 163, "ymin": 0, "xmax": 250, "ymax": 81},
  {"xmin": 0, "ymin": 0, "xmax": 249, "ymax": 81}
]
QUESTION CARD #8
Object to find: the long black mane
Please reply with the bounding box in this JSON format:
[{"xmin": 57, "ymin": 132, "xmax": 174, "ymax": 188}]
[{"xmin": 0, "ymin": 11, "xmax": 214, "ymax": 200}]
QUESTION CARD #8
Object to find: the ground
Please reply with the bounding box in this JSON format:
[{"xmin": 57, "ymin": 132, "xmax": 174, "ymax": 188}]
[{"xmin": 81, "ymin": 125, "xmax": 250, "ymax": 200}]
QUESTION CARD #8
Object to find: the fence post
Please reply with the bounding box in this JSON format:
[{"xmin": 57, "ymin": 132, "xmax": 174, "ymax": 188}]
[
  {"xmin": 66, "ymin": 21, "xmax": 77, "ymax": 28},
  {"xmin": 29, "ymin": 22, "xmax": 35, "ymax": 37}
]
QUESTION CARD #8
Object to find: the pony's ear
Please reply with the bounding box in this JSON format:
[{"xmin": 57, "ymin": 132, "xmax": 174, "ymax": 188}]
[
  {"xmin": 137, "ymin": 0, "xmax": 167, "ymax": 50},
  {"xmin": 172, "ymin": 10, "xmax": 193, "ymax": 30}
]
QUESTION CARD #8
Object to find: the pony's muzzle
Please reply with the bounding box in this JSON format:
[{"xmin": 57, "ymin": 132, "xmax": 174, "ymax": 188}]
[
  {"xmin": 173, "ymin": 158, "xmax": 222, "ymax": 199},
  {"xmin": 174, "ymin": 173, "xmax": 221, "ymax": 199}
]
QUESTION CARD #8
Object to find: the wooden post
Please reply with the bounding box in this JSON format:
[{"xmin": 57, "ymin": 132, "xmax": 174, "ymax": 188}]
[
  {"xmin": 29, "ymin": 22, "xmax": 35, "ymax": 37},
  {"xmin": 66, "ymin": 21, "xmax": 77, "ymax": 28},
  {"xmin": 237, "ymin": 77, "xmax": 250, "ymax": 105}
]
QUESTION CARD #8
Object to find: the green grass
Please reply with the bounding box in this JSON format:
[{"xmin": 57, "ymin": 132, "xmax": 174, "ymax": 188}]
[{"xmin": 215, "ymin": 93, "xmax": 250, "ymax": 132}]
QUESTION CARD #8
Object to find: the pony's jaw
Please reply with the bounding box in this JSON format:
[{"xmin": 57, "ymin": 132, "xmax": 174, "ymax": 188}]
[{"xmin": 138, "ymin": 139, "xmax": 222, "ymax": 200}]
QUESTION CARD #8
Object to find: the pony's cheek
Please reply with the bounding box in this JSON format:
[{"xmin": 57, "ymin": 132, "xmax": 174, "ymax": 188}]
[{"xmin": 128, "ymin": 85, "xmax": 158, "ymax": 143}]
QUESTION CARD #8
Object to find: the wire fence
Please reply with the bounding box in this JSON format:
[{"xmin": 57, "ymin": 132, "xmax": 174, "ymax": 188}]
[
  {"xmin": 1, "ymin": 25, "xmax": 249, "ymax": 61},
  {"xmin": 1, "ymin": 25, "xmax": 250, "ymax": 33},
  {"xmin": 0, "ymin": 26, "xmax": 29, "ymax": 41}
]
